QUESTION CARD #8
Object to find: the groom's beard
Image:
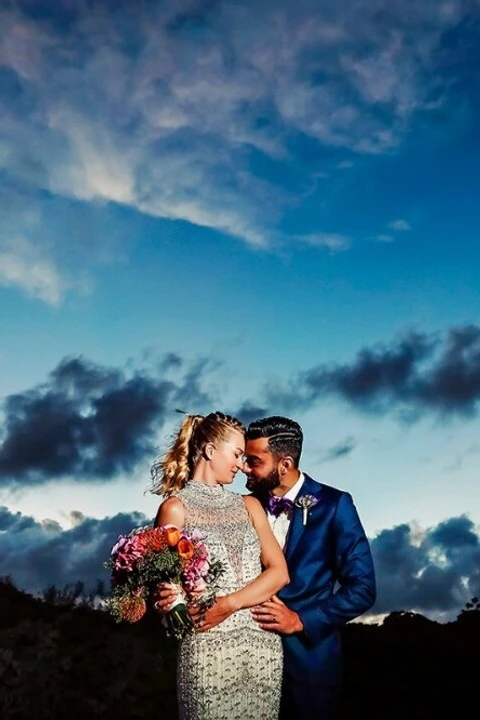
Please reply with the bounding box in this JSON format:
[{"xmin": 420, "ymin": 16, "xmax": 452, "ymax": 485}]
[{"xmin": 246, "ymin": 467, "xmax": 281, "ymax": 494}]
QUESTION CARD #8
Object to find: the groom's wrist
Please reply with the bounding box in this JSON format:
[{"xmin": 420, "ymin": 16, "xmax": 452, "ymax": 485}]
[{"xmin": 292, "ymin": 612, "xmax": 304, "ymax": 633}]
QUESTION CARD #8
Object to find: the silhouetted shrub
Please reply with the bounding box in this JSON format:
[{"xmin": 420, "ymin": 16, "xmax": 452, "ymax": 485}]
[{"xmin": 0, "ymin": 579, "xmax": 477, "ymax": 719}]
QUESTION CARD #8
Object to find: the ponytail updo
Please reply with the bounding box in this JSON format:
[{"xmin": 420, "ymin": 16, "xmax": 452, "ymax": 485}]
[{"xmin": 151, "ymin": 411, "xmax": 245, "ymax": 496}]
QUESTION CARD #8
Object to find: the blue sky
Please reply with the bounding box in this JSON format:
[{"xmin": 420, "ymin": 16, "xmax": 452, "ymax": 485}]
[{"xmin": 1, "ymin": 0, "xmax": 480, "ymax": 620}]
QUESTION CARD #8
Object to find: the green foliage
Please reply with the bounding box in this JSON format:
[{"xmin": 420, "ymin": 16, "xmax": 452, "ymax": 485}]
[{"xmin": 136, "ymin": 547, "xmax": 183, "ymax": 585}]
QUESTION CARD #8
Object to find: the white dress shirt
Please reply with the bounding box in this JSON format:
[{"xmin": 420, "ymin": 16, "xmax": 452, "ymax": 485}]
[{"xmin": 267, "ymin": 472, "xmax": 305, "ymax": 549}]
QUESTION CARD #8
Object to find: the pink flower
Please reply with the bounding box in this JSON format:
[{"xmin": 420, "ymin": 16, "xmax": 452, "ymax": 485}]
[
  {"xmin": 189, "ymin": 529, "xmax": 206, "ymax": 541},
  {"xmin": 191, "ymin": 578, "xmax": 207, "ymax": 593},
  {"xmin": 193, "ymin": 557, "xmax": 209, "ymax": 575},
  {"xmin": 195, "ymin": 545, "xmax": 209, "ymax": 561},
  {"xmin": 111, "ymin": 534, "xmax": 144, "ymax": 573},
  {"xmin": 181, "ymin": 552, "xmax": 211, "ymax": 592},
  {"xmin": 111, "ymin": 535, "xmax": 129, "ymax": 556}
]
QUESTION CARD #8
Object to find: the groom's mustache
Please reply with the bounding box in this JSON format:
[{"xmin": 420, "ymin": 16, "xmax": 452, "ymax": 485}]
[{"xmin": 245, "ymin": 470, "xmax": 281, "ymax": 493}]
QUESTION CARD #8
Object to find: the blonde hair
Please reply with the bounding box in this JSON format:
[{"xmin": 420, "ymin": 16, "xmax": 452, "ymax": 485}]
[{"xmin": 151, "ymin": 411, "xmax": 245, "ymax": 496}]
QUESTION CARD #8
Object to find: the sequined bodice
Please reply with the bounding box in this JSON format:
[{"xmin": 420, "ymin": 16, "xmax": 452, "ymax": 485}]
[{"xmin": 175, "ymin": 481, "xmax": 262, "ymax": 633}]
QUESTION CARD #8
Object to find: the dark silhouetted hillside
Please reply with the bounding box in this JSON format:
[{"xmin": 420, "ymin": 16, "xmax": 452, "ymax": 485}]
[
  {"xmin": 0, "ymin": 577, "xmax": 176, "ymax": 719},
  {"xmin": 0, "ymin": 578, "xmax": 478, "ymax": 719}
]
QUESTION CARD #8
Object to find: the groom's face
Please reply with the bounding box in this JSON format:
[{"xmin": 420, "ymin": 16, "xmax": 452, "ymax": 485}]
[{"xmin": 243, "ymin": 437, "xmax": 281, "ymax": 493}]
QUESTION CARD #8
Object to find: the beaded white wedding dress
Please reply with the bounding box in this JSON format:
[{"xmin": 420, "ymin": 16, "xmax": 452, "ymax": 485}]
[{"xmin": 174, "ymin": 481, "xmax": 282, "ymax": 720}]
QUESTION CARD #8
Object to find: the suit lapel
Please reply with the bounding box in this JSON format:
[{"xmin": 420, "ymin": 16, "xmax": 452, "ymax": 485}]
[{"xmin": 284, "ymin": 474, "xmax": 322, "ymax": 560}]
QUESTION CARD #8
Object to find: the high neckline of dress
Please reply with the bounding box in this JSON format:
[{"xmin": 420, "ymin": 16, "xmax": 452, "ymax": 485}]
[{"xmin": 185, "ymin": 480, "xmax": 225, "ymax": 496}]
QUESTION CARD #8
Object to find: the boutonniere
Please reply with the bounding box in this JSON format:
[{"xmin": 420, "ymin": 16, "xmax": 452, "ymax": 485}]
[{"xmin": 294, "ymin": 494, "xmax": 318, "ymax": 526}]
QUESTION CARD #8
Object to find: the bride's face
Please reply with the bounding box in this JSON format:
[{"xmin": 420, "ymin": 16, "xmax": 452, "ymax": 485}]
[{"xmin": 209, "ymin": 429, "xmax": 245, "ymax": 485}]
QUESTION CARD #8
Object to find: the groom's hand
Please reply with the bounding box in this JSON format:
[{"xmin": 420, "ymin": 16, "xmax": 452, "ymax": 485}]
[{"xmin": 251, "ymin": 595, "xmax": 303, "ymax": 635}]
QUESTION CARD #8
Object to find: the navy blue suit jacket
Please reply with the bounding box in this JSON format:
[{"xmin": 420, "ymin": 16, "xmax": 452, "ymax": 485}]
[{"xmin": 264, "ymin": 474, "xmax": 376, "ymax": 686}]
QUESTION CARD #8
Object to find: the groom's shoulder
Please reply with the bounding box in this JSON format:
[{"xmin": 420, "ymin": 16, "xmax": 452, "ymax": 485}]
[{"xmin": 304, "ymin": 474, "xmax": 351, "ymax": 503}]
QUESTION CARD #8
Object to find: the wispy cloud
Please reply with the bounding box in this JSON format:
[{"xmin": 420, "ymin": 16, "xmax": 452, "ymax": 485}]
[
  {"xmin": 297, "ymin": 232, "xmax": 351, "ymax": 252},
  {"xmin": 375, "ymin": 218, "xmax": 412, "ymax": 243},
  {"xmin": 388, "ymin": 219, "xmax": 412, "ymax": 231},
  {"xmin": 375, "ymin": 233, "xmax": 395, "ymax": 243},
  {"xmin": 322, "ymin": 436, "xmax": 356, "ymax": 462},
  {"xmin": 0, "ymin": 0, "xmax": 473, "ymax": 263},
  {"xmin": 0, "ymin": 236, "xmax": 66, "ymax": 305},
  {"xmin": 0, "ymin": 184, "xmax": 121, "ymax": 306}
]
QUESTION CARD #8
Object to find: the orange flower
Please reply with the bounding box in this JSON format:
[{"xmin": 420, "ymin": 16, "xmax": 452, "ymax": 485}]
[
  {"xmin": 139, "ymin": 527, "xmax": 167, "ymax": 553},
  {"xmin": 165, "ymin": 526, "xmax": 181, "ymax": 547},
  {"xmin": 119, "ymin": 595, "xmax": 147, "ymax": 623},
  {"xmin": 177, "ymin": 538, "xmax": 194, "ymax": 561}
]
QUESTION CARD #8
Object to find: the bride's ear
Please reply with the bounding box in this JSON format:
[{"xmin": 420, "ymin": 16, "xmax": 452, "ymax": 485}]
[{"xmin": 203, "ymin": 442, "xmax": 216, "ymax": 460}]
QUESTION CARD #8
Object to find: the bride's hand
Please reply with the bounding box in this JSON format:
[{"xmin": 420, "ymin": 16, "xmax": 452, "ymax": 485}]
[
  {"xmin": 189, "ymin": 596, "xmax": 237, "ymax": 633},
  {"xmin": 153, "ymin": 582, "xmax": 182, "ymax": 614}
]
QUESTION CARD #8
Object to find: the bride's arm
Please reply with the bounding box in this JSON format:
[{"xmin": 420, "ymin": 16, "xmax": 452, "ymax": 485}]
[
  {"xmin": 152, "ymin": 497, "xmax": 186, "ymax": 610},
  {"xmin": 233, "ymin": 496, "xmax": 289, "ymax": 607},
  {"xmin": 194, "ymin": 496, "xmax": 289, "ymax": 632}
]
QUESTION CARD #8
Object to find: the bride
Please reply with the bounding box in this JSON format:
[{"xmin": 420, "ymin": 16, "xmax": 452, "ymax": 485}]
[{"xmin": 152, "ymin": 411, "xmax": 289, "ymax": 720}]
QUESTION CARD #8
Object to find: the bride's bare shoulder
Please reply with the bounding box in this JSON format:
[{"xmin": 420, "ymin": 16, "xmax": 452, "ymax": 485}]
[
  {"xmin": 242, "ymin": 494, "xmax": 264, "ymax": 516},
  {"xmin": 154, "ymin": 496, "xmax": 185, "ymax": 527}
]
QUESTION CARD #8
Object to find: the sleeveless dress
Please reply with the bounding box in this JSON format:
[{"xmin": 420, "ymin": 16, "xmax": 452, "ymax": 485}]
[{"xmin": 174, "ymin": 481, "xmax": 282, "ymax": 720}]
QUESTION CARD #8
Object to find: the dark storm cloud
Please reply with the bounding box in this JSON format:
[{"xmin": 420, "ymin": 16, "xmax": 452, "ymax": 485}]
[
  {"xmin": 2, "ymin": 504, "xmax": 478, "ymax": 619},
  {"xmin": 371, "ymin": 515, "xmax": 480, "ymax": 616},
  {"xmin": 275, "ymin": 325, "xmax": 480, "ymax": 419},
  {"xmin": 0, "ymin": 505, "xmax": 148, "ymax": 594},
  {"xmin": 0, "ymin": 354, "xmax": 214, "ymax": 487}
]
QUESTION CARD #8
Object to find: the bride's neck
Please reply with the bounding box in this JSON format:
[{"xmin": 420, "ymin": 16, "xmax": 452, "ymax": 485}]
[{"xmin": 191, "ymin": 458, "xmax": 220, "ymax": 486}]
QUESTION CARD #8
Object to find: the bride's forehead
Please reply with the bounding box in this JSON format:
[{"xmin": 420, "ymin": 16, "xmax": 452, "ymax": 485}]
[{"xmin": 222, "ymin": 428, "xmax": 245, "ymax": 447}]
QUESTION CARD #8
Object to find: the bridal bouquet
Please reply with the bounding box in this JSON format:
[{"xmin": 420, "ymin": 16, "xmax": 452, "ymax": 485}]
[{"xmin": 104, "ymin": 524, "xmax": 224, "ymax": 639}]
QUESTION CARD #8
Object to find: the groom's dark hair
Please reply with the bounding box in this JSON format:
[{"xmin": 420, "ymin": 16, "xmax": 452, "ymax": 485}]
[{"xmin": 246, "ymin": 416, "xmax": 303, "ymax": 468}]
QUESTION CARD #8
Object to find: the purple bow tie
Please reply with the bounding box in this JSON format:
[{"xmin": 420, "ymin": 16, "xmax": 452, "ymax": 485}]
[{"xmin": 267, "ymin": 495, "xmax": 294, "ymax": 519}]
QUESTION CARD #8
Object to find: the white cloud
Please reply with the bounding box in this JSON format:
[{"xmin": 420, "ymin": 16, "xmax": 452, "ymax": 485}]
[
  {"xmin": 0, "ymin": 0, "xmax": 471, "ymax": 255},
  {"xmin": 389, "ymin": 219, "xmax": 412, "ymax": 231},
  {"xmin": 46, "ymin": 109, "xmax": 135, "ymax": 206},
  {"xmin": 0, "ymin": 237, "xmax": 66, "ymax": 305},
  {"xmin": 298, "ymin": 232, "xmax": 351, "ymax": 252}
]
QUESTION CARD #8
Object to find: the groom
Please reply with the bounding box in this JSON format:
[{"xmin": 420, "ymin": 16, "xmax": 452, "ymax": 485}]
[{"xmin": 244, "ymin": 416, "xmax": 376, "ymax": 719}]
